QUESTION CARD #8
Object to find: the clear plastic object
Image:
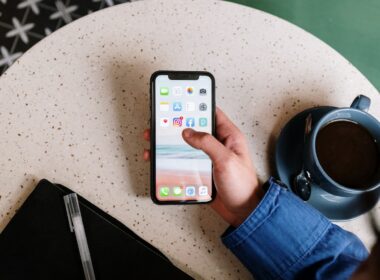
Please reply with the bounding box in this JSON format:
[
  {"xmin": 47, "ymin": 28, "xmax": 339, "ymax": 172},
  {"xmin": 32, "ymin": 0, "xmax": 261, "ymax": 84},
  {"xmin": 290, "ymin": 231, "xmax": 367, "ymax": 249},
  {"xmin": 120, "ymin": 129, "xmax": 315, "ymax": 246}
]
[{"xmin": 64, "ymin": 193, "xmax": 96, "ymax": 280}]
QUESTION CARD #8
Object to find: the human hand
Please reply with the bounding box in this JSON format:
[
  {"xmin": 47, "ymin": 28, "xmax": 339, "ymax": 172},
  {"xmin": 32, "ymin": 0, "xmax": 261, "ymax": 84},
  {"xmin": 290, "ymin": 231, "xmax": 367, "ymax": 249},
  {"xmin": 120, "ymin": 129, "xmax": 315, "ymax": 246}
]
[{"xmin": 143, "ymin": 108, "xmax": 263, "ymax": 227}]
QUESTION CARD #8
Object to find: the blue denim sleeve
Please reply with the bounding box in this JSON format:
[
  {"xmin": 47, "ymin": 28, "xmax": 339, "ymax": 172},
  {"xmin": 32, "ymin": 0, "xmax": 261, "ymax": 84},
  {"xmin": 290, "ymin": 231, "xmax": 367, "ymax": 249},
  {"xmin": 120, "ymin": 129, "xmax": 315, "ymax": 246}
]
[{"xmin": 222, "ymin": 178, "xmax": 369, "ymax": 280}]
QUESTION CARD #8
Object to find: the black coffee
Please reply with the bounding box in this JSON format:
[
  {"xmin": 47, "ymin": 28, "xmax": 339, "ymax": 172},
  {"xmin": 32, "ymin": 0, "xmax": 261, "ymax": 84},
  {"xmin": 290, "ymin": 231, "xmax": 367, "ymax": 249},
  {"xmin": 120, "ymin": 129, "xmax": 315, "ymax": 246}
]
[{"xmin": 316, "ymin": 120, "xmax": 380, "ymax": 189}]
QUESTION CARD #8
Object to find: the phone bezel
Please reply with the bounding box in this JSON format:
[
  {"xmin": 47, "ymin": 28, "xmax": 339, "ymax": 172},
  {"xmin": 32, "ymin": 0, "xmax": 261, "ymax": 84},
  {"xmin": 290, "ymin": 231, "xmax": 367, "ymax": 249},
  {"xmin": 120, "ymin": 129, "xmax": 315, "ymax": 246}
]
[{"xmin": 150, "ymin": 70, "xmax": 216, "ymax": 205}]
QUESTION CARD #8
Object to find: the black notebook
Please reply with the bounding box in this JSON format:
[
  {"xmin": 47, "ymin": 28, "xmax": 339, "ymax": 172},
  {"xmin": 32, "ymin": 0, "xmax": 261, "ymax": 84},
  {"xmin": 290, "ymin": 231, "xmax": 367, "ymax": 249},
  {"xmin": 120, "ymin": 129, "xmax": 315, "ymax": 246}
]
[{"xmin": 0, "ymin": 179, "xmax": 192, "ymax": 279}]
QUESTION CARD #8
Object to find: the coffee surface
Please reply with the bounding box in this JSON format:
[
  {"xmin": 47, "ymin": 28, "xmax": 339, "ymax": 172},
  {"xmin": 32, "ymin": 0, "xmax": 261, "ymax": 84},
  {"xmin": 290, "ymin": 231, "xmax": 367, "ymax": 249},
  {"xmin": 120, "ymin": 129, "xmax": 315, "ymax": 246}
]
[{"xmin": 316, "ymin": 120, "xmax": 379, "ymax": 189}]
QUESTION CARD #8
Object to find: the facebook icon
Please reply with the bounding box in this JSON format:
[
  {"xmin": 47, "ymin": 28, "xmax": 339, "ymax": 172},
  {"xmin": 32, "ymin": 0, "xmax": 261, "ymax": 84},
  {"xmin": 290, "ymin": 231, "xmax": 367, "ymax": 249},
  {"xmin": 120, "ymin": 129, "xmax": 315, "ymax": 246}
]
[{"xmin": 186, "ymin": 117, "xmax": 195, "ymax": 127}]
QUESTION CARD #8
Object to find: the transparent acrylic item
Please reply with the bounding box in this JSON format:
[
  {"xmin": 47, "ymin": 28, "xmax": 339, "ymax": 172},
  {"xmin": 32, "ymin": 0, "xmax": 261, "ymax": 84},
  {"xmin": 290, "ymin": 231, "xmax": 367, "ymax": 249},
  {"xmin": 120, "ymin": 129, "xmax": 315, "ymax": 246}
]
[{"xmin": 64, "ymin": 193, "xmax": 96, "ymax": 280}]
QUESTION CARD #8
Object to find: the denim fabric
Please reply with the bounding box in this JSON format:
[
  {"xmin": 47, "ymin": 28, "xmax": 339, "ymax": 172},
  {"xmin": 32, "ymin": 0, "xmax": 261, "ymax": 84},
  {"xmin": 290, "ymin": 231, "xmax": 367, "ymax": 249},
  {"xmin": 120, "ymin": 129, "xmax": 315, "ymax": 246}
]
[{"xmin": 222, "ymin": 178, "xmax": 368, "ymax": 280}]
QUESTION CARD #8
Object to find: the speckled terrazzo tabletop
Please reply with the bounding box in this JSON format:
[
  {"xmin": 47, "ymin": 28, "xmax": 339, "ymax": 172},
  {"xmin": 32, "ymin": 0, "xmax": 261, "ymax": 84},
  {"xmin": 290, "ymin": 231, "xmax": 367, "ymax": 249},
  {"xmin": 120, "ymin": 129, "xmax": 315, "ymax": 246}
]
[{"xmin": 0, "ymin": 0, "xmax": 379, "ymax": 279}]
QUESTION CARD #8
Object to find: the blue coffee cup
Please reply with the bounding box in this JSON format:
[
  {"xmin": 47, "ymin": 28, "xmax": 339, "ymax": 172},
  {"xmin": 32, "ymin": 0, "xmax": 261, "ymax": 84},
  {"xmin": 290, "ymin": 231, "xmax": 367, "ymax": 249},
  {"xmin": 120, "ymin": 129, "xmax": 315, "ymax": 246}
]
[{"xmin": 300, "ymin": 95, "xmax": 380, "ymax": 198}]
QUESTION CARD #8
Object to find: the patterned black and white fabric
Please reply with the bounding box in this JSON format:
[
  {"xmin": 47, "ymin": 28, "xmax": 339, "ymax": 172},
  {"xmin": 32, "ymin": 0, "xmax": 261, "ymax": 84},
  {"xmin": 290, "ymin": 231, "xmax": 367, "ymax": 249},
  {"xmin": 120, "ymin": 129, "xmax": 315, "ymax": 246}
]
[{"xmin": 0, "ymin": 0, "xmax": 133, "ymax": 74}]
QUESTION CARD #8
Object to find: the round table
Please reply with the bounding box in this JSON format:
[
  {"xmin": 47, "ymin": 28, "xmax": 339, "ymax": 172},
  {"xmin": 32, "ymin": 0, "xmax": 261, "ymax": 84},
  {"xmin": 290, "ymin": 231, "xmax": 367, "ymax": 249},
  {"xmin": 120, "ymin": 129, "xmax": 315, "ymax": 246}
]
[{"xmin": 0, "ymin": 0, "xmax": 378, "ymax": 278}]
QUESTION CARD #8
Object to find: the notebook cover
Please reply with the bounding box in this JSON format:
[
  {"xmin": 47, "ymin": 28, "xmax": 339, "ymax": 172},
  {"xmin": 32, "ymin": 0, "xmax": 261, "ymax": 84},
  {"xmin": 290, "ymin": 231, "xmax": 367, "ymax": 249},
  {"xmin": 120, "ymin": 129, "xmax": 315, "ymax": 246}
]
[{"xmin": 0, "ymin": 179, "xmax": 192, "ymax": 279}]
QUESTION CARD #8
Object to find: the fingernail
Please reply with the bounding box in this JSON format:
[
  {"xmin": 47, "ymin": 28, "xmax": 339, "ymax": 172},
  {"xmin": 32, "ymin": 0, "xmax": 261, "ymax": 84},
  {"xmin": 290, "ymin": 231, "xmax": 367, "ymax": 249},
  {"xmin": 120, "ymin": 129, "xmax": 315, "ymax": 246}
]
[{"xmin": 183, "ymin": 129, "xmax": 193, "ymax": 138}]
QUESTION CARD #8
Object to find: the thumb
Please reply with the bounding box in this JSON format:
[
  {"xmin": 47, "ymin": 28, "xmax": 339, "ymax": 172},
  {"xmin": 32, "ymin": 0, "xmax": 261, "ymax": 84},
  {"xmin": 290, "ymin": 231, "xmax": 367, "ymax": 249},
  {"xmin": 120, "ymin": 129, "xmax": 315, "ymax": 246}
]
[{"xmin": 182, "ymin": 128, "xmax": 229, "ymax": 163}]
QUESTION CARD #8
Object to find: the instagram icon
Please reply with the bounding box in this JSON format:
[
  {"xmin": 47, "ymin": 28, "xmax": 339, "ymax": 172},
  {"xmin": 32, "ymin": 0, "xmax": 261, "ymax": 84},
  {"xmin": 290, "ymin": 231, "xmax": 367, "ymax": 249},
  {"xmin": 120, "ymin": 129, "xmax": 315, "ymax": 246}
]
[{"xmin": 173, "ymin": 116, "xmax": 183, "ymax": 127}]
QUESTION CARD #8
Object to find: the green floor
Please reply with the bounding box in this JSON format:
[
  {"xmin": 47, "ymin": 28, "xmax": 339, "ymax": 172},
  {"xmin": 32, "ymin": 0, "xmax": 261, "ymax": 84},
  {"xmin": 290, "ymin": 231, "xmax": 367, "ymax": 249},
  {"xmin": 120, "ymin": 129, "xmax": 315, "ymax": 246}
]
[{"xmin": 230, "ymin": 0, "xmax": 380, "ymax": 91}]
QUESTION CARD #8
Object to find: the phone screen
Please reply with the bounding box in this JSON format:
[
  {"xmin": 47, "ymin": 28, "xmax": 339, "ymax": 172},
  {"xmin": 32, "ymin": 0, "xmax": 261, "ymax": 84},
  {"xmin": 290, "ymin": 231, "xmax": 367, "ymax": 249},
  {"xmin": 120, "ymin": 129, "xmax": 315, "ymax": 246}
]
[{"xmin": 151, "ymin": 72, "xmax": 215, "ymax": 203}]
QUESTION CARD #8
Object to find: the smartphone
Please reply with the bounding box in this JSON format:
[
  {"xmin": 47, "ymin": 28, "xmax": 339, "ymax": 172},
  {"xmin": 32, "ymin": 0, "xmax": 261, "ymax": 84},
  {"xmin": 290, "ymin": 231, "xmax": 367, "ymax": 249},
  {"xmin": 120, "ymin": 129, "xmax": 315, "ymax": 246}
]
[{"xmin": 150, "ymin": 71, "xmax": 216, "ymax": 204}]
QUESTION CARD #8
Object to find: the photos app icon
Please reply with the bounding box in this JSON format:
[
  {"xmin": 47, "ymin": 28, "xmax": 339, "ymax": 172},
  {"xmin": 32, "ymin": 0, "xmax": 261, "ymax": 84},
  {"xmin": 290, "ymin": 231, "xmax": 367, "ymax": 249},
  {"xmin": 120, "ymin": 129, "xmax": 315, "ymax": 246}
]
[{"xmin": 186, "ymin": 87, "xmax": 194, "ymax": 95}]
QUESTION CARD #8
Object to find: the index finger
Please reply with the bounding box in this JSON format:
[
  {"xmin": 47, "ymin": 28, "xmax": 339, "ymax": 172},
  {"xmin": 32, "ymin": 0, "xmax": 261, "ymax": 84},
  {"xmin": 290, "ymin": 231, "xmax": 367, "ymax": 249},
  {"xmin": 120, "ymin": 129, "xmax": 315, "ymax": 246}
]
[{"xmin": 143, "ymin": 129, "xmax": 150, "ymax": 141}]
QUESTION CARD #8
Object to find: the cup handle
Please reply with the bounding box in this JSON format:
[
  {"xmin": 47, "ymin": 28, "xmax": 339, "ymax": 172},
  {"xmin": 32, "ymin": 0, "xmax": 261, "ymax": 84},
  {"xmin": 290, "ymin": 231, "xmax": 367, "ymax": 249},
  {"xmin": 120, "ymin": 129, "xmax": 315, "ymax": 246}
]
[{"xmin": 350, "ymin": 95, "xmax": 371, "ymax": 112}]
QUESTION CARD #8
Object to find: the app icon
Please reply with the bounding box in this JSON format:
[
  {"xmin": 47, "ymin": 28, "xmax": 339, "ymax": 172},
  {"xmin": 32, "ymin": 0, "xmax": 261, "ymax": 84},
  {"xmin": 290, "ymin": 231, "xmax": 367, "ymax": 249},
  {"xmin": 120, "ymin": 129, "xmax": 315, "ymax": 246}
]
[
  {"xmin": 199, "ymin": 117, "xmax": 207, "ymax": 127},
  {"xmin": 199, "ymin": 88, "xmax": 207, "ymax": 96},
  {"xmin": 159, "ymin": 102, "xmax": 169, "ymax": 111},
  {"xmin": 186, "ymin": 117, "xmax": 195, "ymax": 127},
  {"xmin": 159, "ymin": 186, "xmax": 170, "ymax": 197},
  {"xmin": 186, "ymin": 87, "xmax": 194, "ymax": 95},
  {"xmin": 199, "ymin": 186, "xmax": 208, "ymax": 196},
  {"xmin": 186, "ymin": 102, "xmax": 195, "ymax": 112},
  {"xmin": 185, "ymin": 186, "xmax": 196, "ymax": 197},
  {"xmin": 173, "ymin": 102, "xmax": 182, "ymax": 111},
  {"xmin": 173, "ymin": 86, "xmax": 182, "ymax": 96},
  {"xmin": 160, "ymin": 117, "xmax": 169, "ymax": 127},
  {"xmin": 160, "ymin": 87, "xmax": 169, "ymax": 96},
  {"xmin": 199, "ymin": 103, "xmax": 207, "ymax": 111},
  {"xmin": 173, "ymin": 116, "xmax": 183, "ymax": 127},
  {"xmin": 173, "ymin": 186, "xmax": 183, "ymax": 196}
]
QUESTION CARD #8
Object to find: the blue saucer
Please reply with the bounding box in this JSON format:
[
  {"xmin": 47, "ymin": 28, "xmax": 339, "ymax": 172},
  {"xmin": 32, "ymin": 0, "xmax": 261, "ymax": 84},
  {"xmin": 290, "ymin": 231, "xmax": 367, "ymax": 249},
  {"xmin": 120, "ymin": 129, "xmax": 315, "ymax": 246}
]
[{"xmin": 275, "ymin": 106, "xmax": 380, "ymax": 221}]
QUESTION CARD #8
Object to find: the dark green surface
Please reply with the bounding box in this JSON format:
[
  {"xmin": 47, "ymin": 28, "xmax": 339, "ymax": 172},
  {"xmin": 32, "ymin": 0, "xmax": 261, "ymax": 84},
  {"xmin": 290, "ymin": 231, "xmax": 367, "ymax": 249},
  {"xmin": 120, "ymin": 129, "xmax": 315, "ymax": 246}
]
[{"xmin": 229, "ymin": 0, "xmax": 380, "ymax": 91}]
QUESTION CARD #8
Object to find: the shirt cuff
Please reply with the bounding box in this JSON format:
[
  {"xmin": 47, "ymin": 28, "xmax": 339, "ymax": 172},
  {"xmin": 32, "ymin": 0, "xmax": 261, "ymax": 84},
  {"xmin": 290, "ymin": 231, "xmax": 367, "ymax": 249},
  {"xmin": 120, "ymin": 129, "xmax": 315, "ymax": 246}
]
[{"xmin": 221, "ymin": 178, "xmax": 331, "ymax": 279}]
